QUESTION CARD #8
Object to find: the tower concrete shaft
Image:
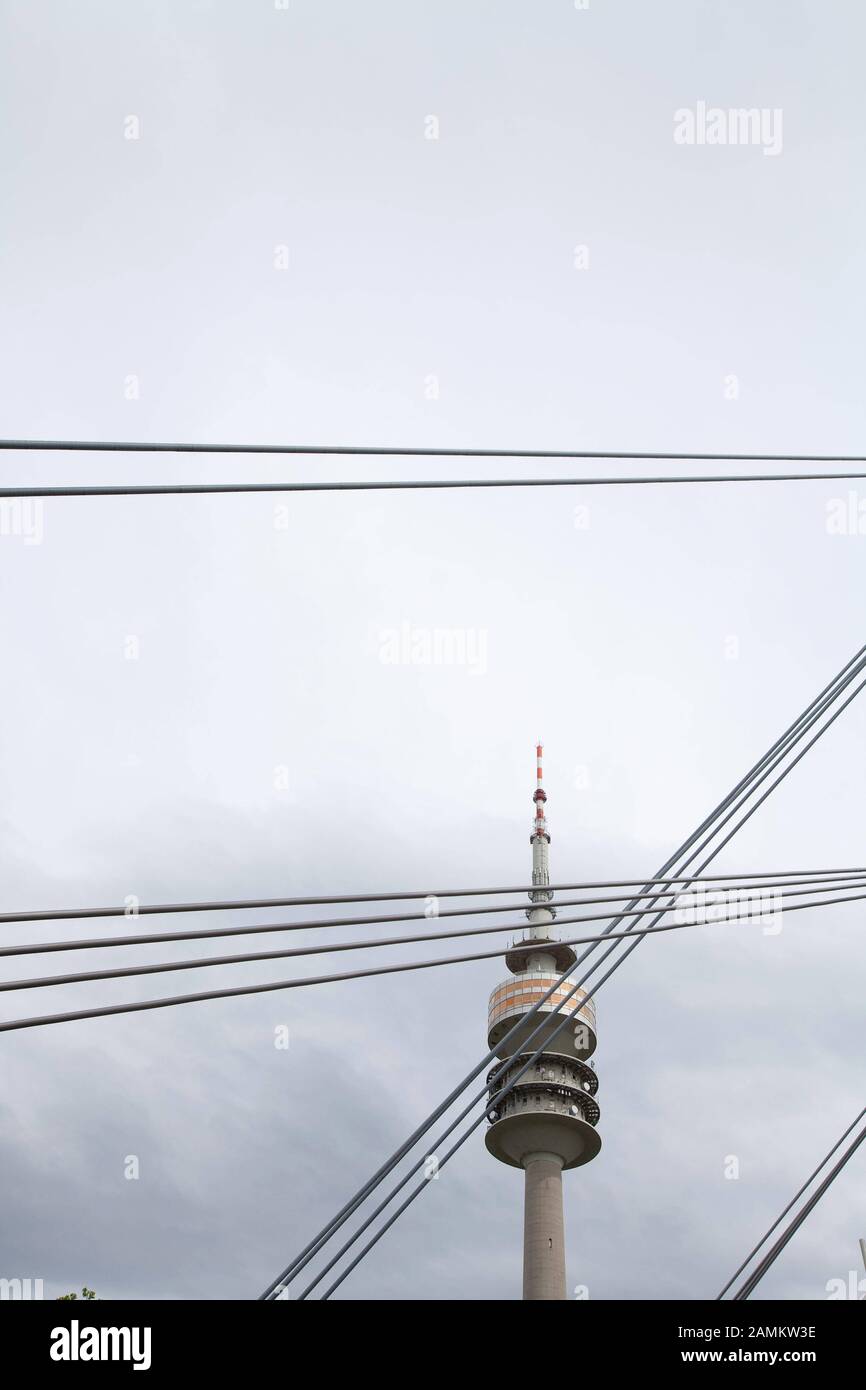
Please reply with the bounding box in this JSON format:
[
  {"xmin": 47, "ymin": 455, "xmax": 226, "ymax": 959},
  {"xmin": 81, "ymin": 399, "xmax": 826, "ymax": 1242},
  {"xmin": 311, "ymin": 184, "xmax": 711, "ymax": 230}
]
[
  {"xmin": 523, "ymin": 1152, "xmax": 567, "ymax": 1300},
  {"xmin": 485, "ymin": 744, "xmax": 601, "ymax": 1300}
]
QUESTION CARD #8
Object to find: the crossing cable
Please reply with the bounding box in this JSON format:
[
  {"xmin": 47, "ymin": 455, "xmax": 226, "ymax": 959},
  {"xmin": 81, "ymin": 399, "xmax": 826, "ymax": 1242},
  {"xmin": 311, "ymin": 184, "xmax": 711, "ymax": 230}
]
[
  {"xmin": 4, "ymin": 865, "xmax": 863, "ymax": 927},
  {"xmin": 731, "ymin": 1119, "xmax": 866, "ymax": 1300},
  {"xmin": 3, "ymin": 439, "xmax": 866, "ymax": 460},
  {"xmin": 3, "ymin": 880, "xmax": 863, "ymax": 995},
  {"xmin": 1, "ymin": 439, "xmax": 865, "ymax": 493},
  {"xmin": 3, "ymin": 889, "xmax": 862, "ymax": 1029},
  {"xmin": 309, "ymin": 669, "xmax": 866, "ymax": 1289},
  {"xmin": 308, "ymin": 660, "xmax": 866, "ymax": 1299},
  {"xmin": 258, "ymin": 643, "xmax": 866, "ymax": 1298},
  {"xmin": 265, "ymin": 646, "xmax": 866, "ymax": 1297},
  {"xmin": 3, "ymin": 473, "xmax": 866, "ymax": 497},
  {"xmin": 717, "ymin": 1103, "xmax": 866, "ymax": 1299},
  {"xmin": 5, "ymin": 870, "xmax": 863, "ymax": 960},
  {"xmin": 311, "ymin": 711, "xmax": 866, "ymax": 1302}
]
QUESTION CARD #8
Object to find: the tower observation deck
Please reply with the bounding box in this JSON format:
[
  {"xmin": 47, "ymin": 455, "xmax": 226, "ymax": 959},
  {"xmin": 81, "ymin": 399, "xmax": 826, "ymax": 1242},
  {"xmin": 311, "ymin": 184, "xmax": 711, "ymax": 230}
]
[{"xmin": 485, "ymin": 744, "xmax": 601, "ymax": 1300}]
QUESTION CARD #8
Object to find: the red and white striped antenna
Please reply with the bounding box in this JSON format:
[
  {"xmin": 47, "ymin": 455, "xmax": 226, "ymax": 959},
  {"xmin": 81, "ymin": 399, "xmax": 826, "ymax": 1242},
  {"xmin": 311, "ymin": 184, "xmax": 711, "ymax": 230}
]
[{"xmin": 532, "ymin": 740, "xmax": 548, "ymax": 841}]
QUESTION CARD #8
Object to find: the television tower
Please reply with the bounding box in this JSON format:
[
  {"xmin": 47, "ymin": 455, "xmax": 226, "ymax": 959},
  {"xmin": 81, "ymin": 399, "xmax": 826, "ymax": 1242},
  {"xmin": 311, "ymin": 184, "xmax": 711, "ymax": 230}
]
[{"xmin": 485, "ymin": 743, "xmax": 601, "ymax": 1300}]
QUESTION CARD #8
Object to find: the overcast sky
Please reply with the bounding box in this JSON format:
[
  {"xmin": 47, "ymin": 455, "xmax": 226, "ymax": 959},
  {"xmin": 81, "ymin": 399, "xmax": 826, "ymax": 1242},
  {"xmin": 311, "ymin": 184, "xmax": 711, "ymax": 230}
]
[{"xmin": 0, "ymin": 0, "xmax": 864, "ymax": 1301}]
